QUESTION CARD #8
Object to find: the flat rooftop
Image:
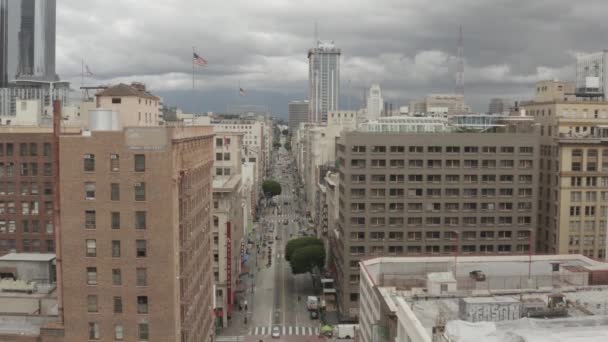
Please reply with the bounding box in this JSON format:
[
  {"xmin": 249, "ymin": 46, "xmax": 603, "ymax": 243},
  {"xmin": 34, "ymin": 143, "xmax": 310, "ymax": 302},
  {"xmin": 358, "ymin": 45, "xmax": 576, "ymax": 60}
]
[{"xmin": 0, "ymin": 253, "xmax": 55, "ymax": 262}]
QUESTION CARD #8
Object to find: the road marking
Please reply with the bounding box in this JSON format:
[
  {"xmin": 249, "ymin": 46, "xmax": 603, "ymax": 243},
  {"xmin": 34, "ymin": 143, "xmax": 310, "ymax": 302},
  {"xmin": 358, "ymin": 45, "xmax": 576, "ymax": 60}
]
[{"xmin": 289, "ymin": 326, "xmax": 292, "ymax": 335}]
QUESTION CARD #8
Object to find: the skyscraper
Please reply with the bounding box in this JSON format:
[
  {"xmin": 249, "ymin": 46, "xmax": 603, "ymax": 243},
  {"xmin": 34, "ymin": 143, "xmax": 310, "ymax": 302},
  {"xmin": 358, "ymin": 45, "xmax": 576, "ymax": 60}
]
[
  {"xmin": 0, "ymin": 0, "xmax": 20, "ymax": 86},
  {"xmin": 365, "ymin": 84, "xmax": 383, "ymax": 119},
  {"xmin": 575, "ymin": 50, "xmax": 608, "ymax": 100},
  {"xmin": 308, "ymin": 41, "xmax": 340, "ymax": 124},
  {"xmin": 288, "ymin": 100, "xmax": 309, "ymax": 132},
  {"xmin": 17, "ymin": 0, "xmax": 56, "ymax": 81}
]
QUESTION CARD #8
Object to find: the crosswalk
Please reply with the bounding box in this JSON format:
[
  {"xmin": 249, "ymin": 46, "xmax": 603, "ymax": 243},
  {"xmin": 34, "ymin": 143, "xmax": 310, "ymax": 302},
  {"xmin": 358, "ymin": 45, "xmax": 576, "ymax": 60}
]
[
  {"xmin": 216, "ymin": 336, "xmax": 244, "ymax": 342},
  {"xmin": 250, "ymin": 325, "xmax": 319, "ymax": 336}
]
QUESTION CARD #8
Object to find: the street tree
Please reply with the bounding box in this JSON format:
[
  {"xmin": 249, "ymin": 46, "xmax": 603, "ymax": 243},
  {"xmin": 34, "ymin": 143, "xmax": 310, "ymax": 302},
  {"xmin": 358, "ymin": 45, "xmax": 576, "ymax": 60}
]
[
  {"xmin": 273, "ymin": 142, "xmax": 282, "ymax": 149},
  {"xmin": 285, "ymin": 237, "xmax": 323, "ymax": 262},
  {"xmin": 284, "ymin": 142, "xmax": 291, "ymax": 151},
  {"xmin": 262, "ymin": 180, "xmax": 282, "ymax": 198},
  {"xmin": 289, "ymin": 244, "xmax": 325, "ymax": 275},
  {"xmin": 282, "ymin": 129, "xmax": 289, "ymax": 135}
]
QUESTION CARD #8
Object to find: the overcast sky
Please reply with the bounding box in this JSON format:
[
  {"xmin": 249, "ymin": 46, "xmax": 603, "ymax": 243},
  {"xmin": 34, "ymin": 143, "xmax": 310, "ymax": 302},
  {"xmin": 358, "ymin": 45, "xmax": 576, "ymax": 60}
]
[{"xmin": 56, "ymin": 0, "xmax": 608, "ymax": 117}]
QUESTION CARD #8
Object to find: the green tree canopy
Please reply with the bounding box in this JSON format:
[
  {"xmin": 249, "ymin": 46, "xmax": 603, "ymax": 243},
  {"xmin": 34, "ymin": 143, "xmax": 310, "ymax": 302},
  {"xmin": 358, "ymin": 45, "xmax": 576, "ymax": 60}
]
[
  {"xmin": 262, "ymin": 180, "xmax": 282, "ymax": 198},
  {"xmin": 282, "ymin": 129, "xmax": 289, "ymax": 135},
  {"xmin": 285, "ymin": 237, "xmax": 323, "ymax": 262},
  {"xmin": 273, "ymin": 142, "xmax": 282, "ymax": 149},
  {"xmin": 290, "ymin": 244, "xmax": 325, "ymax": 274},
  {"xmin": 284, "ymin": 142, "xmax": 291, "ymax": 151}
]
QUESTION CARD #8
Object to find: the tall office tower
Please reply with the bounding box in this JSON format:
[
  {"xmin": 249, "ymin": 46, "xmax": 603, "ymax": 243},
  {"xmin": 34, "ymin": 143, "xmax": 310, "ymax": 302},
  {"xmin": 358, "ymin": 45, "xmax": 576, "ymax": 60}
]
[
  {"xmin": 522, "ymin": 80, "xmax": 608, "ymax": 259},
  {"xmin": 17, "ymin": 0, "xmax": 56, "ymax": 81},
  {"xmin": 488, "ymin": 98, "xmax": 506, "ymax": 114},
  {"xmin": 60, "ymin": 126, "xmax": 216, "ymax": 342},
  {"xmin": 365, "ymin": 84, "xmax": 383, "ymax": 119},
  {"xmin": 0, "ymin": 0, "xmax": 20, "ymax": 86},
  {"xmin": 329, "ymin": 116, "xmax": 539, "ymax": 320},
  {"xmin": 575, "ymin": 51, "xmax": 608, "ymax": 100},
  {"xmin": 288, "ymin": 100, "xmax": 309, "ymax": 132},
  {"xmin": 308, "ymin": 41, "xmax": 340, "ymax": 124}
]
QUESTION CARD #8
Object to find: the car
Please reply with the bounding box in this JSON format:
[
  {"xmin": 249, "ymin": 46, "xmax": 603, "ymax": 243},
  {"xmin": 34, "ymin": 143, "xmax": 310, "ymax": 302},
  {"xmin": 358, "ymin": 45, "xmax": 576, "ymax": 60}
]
[
  {"xmin": 283, "ymin": 220, "xmax": 288, "ymax": 225},
  {"xmin": 271, "ymin": 326, "xmax": 281, "ymax": 338},
  {"xmin": 310, "ymin": 310, "xmax": 319, "ymax": 319}
]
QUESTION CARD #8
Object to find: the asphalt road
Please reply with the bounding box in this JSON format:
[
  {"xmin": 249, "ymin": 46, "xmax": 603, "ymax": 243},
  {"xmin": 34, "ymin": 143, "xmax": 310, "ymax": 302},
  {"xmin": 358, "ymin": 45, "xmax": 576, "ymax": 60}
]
[{"xmin": 249, "ymin": 143, "xmax": 320, "ymax": 337}]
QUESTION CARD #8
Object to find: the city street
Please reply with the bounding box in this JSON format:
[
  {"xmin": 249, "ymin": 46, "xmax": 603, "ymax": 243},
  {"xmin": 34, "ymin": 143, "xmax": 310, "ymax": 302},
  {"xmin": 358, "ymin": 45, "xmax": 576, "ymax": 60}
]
[{"xmin": 218, "ymin": 138, "xmax": 324, "ymax": 341}]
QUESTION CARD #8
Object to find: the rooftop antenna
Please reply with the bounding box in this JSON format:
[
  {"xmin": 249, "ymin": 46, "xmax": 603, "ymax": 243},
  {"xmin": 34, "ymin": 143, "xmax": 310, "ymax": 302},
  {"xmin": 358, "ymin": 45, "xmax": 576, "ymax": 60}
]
[
  {"xmin": 455, "ymin": 25, "xmax": 464, "ymax": 96},
  {"xmin": 314, "ymin": 21, "xmax": 319, "ymax": 47}
]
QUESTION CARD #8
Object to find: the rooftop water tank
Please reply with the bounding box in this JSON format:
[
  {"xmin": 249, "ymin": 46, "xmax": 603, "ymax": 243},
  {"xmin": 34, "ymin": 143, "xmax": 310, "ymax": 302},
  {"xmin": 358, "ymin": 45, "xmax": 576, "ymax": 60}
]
[{"xmin": 89, "ymin": 108, "xmax": 122, "ymax": 131}]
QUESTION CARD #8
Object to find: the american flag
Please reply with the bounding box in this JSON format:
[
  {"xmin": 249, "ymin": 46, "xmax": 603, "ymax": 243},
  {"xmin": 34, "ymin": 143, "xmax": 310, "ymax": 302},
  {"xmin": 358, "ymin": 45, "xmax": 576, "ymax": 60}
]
[{"xmin": 193, "ymin": 52, "xmax": 208, "ymax": 66}]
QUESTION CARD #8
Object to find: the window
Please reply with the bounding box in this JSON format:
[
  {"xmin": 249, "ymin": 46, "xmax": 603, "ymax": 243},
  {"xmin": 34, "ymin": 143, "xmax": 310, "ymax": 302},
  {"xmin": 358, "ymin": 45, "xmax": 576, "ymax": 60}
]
[
  {"xmin": 114, "ymin": 325, "xmax": 124, "ymax": 340},
  {"xmin": 135, "ymin": 211, "xmax": 147, "ymax": 230},
  {"xmin": 89, "ymin": 322, "xmax": 100, "ymax": 340},
  {"xmin": 84, "ymin": 182, "xmax": 96, "ymax": 200},
  {"xmin": 134, "ymin": 154, "xmax": 146, "ymax": 172},
  {"xmin": 85, "ymin": 210, "xmax": 96, "ymax": 229},
  {"xmin": 133, "ymin": 323, "xmax": 150, "ymax": 341},
  {"xmin": 409, "ymin": 146, "xmax": 423, "ymax": 153},
  {"xmin": 43, "ymin": 143, "xmax": 51, "ymax": 157},
  {"xmin": 428, "ymin": 146, "xmax": 442, "ymax": 153},
  {"xmin": 20, "ymin": 143, "xmax": 27, "ymax": 156},
  {"xmin": 86, "ymin": 239, "xmax": 97, "ymax": 257},
  {"xmin": 371, "ymin": 146, "xmax": 386, "ymax": 153},
  {"xmin": 464, "ymin": 146, "xmax": 478, "ymax": 153},
  {"xmin": 390, "ymin": 146, "xmax": 404, "ymax": 153},
  {"xmin": 351, "ymin": 145, "xmax": 366, "ymax": 153},
  {"xmin": 111, "ymin": 183, "xmax": 120, "ymax": 201},
  {"xmin": 43, "ymin": 162, "xmax": 51, "ymax": 176},
  {"xmin": 501, "ymin": 146, "xmax": 515, "ymax": 153},
  {"xmin": 111, "ymin": 212, "xmax": 120, "ymax": 229},
  {"xmin": 83, "ymin": 154, "xmax": 95, "ymax": 172},
  {"xmin": 87, "ymin": 295, "xmax": 98, "ymax": 312},
  {"xmin": 136, "ymin": 240, "xmax": 147, "ymax": 257},
  {"xmin": 112, "ymin": 97, "xmax": 122, "ymax": 104},
  {"xmin": 136, "ymin": 268, "xmax": 147, "ymax": 286},
  {"xmin": 113, "ymin": 296, "xmax": 123, "ymax": 313},
  {"xmin": 110, "ymin": 154, "xmax": 120, "ymax": 171},
  {"xmin": 87, "ymin": 267, "xmax": 97, "ymax": 285},
  {"xmin": 112, "ymin": 240, "xmax": 121, "ymax": 257},
  {"xmin": 446, "ymin": 146, "xmax": 460, "ymax": 153},
  {"xmin": 112, "ymin": 268, "xmax": 122, "ymax": 285},
  {"xmin": 134, "ymin": 182, "xmax": 146, "ymax": 201}
]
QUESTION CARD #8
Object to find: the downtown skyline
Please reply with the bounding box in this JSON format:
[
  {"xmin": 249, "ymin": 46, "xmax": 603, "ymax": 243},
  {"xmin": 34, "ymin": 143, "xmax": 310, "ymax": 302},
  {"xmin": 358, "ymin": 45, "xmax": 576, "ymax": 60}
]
[{"xmin": 54, "ymin": 0, "xmax": 608, "ymax": 116}]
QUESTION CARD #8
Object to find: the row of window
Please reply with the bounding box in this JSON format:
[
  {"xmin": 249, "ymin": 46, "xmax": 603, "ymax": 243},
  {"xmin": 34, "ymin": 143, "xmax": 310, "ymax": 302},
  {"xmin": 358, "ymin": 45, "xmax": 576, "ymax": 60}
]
[
  {"xmin": 347, "ymin": 201, "xmax": 531, "ymax": 212},
  {"xmin": 85, "ymin": 239, "xmax": 147, "ymax": 258},
  {"xmin": 350, "ymin": 145, "xmax": 533, "ymax": 154},
  {"xmin": 348, "ymin": 244, "xmax": 528, "ymax": 256},
  {"xmin": 350, "ymin": 230, "xmax": 531, "ymax": 241},
  {"xmin": 350, "ymin": 174, "xmax": 534, "ymax": 184},
  {"xmin": 83, "ymin": 154, "xmax": 145, "ymax": 172},
  {"xmin": 0, "ymin": 181, "xmax": 53, "ymax": 196},
  {"xmin": 0, "ymin": 200, "xmax": 53, "ymax": 215},
  {"xmin": 570, "ymin": 191, "xmax": 608, "ymax": 202},
  {"xmin": 0, "ymin": 162, "xmax": 52, "ymax": 176},
  {"xmin": 0, "ymin": 142, "xmax": 52, "ymax": 157},
  {"xmin": 347, "ymin": 216, "xmax": 532, "ymax": 226},
  {"xmin": 88, "ymin": 322, "xmax": 148, "ymax": 341},
  {"xmin": 571, "ymin": 176, "xmax": 608, "ymax": 187},
  {"xmin": 349, "ymin": 188, "xmax": 533, "ymax": 198},
  {"xmin": 86, "ymin": 266, "xmax": 147, "ymax": 286},
  {"xmin": 84, "ymin": 210, "xmax": 146, "ymax": 230},
  {"xmin": 0, "ymin": 238, "xmax": 54, "ymax": 252},
  {"xmin": 87, "ymin": 294, "xmax": 149, "ymax": 314},
  {"xmin": 84, "ymin": 182, "xmax": 146, "ymax": 201},
  {"xmin": 348, "ymin": 159, "xmax": 534, "ymax": 169},
  {"xmin": 569, "ymin": 220, "xmax": 608, "ymax": 231},
  {"xmin": 569, "ymin": 206, "xmax": 603, "ymax": 216},
  {"xmin": 0, "ymin": 219, "xmax": 53, "ymax": 234}
]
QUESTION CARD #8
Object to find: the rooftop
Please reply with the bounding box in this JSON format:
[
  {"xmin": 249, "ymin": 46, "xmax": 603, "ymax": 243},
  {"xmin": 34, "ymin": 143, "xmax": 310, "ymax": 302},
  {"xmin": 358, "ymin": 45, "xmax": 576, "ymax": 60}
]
[
  {"xmin": 213, "ymin": 174, "xmax": 241, "ymax": 192},
  {"xmin": 0, "ymin": 253, "xmax": 55, "ymax": 262},
  {"xmin": 96, "ymin": 82, "xmax": 159, "ymax": 100},
  {"xmin": 363, "ymin": 255, "xmax": 608, "ymax": 342}
]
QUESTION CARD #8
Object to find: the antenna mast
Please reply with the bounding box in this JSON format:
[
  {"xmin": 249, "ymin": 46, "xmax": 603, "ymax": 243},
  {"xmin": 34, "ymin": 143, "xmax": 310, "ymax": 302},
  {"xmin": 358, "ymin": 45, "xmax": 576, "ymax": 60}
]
[{"xmin": 455, "ymin": 25, "xmax": 464, "ymax": 96}]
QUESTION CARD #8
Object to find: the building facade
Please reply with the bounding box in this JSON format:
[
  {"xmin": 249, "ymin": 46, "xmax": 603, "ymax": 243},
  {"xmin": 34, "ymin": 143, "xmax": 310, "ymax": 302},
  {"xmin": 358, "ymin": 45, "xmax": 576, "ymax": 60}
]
[
  {"xmin": 308, "ymin": 41, "xmax": 341, "ymax": 123},
  {"xmin": 332, "ymin": 128, "xmax": 539, "ymax": 320},
  {"xmin": 60, "ymin": 126, "xmax": 215, "ymax": 342},
  {"xmin": 366, "ymin": 84, "xmax": 383, "ymax": 119},
  {"xmin": 288, "ymin": 100, "xmax": 309, "ymax": 133},
  {"xmin": 95, "ymin": 83, "xmax": 162, "ymax": 127},
  {"xmin": 576, "ymin": 51, "xmax": 608, "ymax": 99},
  {"xmin": 521, "ymin": 91, "xmax": 608, "ymax": 258}
]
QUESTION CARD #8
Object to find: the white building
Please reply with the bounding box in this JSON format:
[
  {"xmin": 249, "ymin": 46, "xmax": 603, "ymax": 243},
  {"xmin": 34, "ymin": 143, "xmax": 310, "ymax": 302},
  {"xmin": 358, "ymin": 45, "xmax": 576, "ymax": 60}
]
[
  {"xmin": 366, "ymin": 84, "xmax": 383, "ymax": 119},
  {"xmin": 359, "ymin": 255, "xmax": 608, "ymax": 342},
  {"xmin": 308, "ymin": 41, "xmax": 341, "ymax": 123},
  {"xmin": 576, "ymin": 50, "xmax": 608, "ymax": 99}
]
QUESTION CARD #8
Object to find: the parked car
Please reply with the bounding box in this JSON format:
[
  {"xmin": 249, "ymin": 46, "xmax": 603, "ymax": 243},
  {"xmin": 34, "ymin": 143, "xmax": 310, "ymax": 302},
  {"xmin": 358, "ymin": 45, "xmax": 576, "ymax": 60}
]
[{"xmin": 271, "ymin": 326, "xmax": 281, "ymax": 338}]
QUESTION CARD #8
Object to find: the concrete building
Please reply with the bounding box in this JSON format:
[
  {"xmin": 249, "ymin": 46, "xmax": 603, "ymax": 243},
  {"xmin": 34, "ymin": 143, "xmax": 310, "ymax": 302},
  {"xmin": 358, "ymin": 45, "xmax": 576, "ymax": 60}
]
[
  {"xmin": 533, "ymin": 80, "xmax": 575, "ymax": 103},
  {"xmin": 331, "ymin": 120, "xmax": 539, "ymax": 320},
  {"xmin": 0, "ymin": 253, "xmax": 63, "ymax": 342},
  {"xmin": 521, "ymin": 81, "xmax": 608, "ymax": 259},
  {"xmin": 212, "ymin": 131, "xmax": 245, "ymax": 328},
  {"xmin": 95, "ymin": 83, "xmax": 162, "ymax": 127},
  {"xmin": 308, "ymin": 41, "xmax": 341, "ymax": 123},
  {"xmin": 288, "ymin": 100, "xmax": 309, "ymax": 133},
  {"xmin": 409, "ymin": 94, "xmax": 470, "ymax": 116},
  {"xmin": 488, "ymin": 98, "xmax": 508, "ymax": 114},
  {"xmin": 59, "ymin": 126, "xmax": 215, "ymax": 342},
  {"xmin": 359, "ymin": 255, "xmax": 608, "ymax": 342},
  {"xmin": 575, "ymin": 50, "xmax": 608, "ymax": 99},
  {"xmin": 366, "ymin": 84, "xmax": 383, "ymax": 120}
]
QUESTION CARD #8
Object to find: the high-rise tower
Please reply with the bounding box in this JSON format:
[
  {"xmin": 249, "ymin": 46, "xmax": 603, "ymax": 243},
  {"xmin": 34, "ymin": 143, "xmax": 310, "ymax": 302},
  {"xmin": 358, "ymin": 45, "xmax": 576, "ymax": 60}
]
[
  {"xmin": 17, "ymin": 0, "xmax": 56, "ymax": 81},
  {"xmin": 308, "ymin": 38, "xmax": 341, "ymax": 124},
  {"xmin": 455, "ymin": 25, "xmax": 464, "ymax": 96}
]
